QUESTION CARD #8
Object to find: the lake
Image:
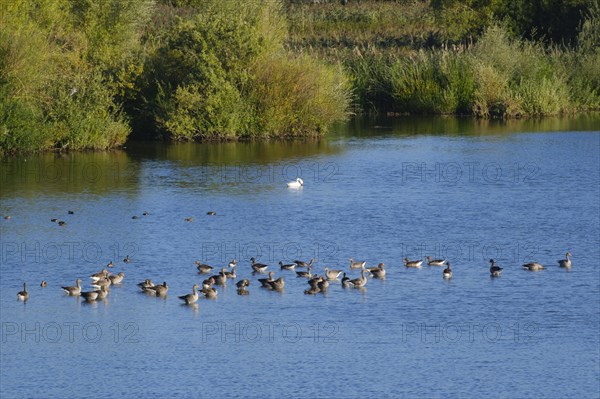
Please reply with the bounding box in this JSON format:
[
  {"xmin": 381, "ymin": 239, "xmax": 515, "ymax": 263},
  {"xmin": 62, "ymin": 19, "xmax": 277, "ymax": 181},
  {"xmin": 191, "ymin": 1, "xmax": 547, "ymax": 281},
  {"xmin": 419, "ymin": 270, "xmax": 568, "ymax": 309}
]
[{"xmin": 1, "ymin": 115, "xmax": 599, "ymax": 398}]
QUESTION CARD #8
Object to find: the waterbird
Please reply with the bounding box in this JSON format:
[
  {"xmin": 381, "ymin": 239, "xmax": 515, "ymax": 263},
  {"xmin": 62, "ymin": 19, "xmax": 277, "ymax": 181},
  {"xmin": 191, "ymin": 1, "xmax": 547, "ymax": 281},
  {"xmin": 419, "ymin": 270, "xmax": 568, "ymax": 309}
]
[
  {"xmin": 324, "ymin": 267, "xmax": 342, "ymax": 280},
  {"xmin": 195, "ymin": 261, "xmax": 214, "ymax": 274},
  {"xmin": 123, "ymin": 255, "xmax": 131, "ymax": 263},
  {"xmin": 251, "ymin": 257, "xmax": 268, "ymax": 273},
  {"xmin": 207, "ymin": 211, "xmax": 217, "ymax": 216},
  {"xmin": 61, "ymin": 279, "xmax": 82, "ymax": 295},
  {"xmin": 91, "ymin": 277, "xmax": 111, "ymax": 290},
  {"xmin": 341, "ymin": 273, "xmax": 352, "ymax": 288},
  {"xmin": 558, "ymin": 252, "xmax": 572, "ymax": 268},
  {"xmin": 179, "ymin": 284, "xmax": 199, "ymax": 305},
  {"xmin": 268, "ymin": 277, "xmax": 285, "ymax": 291},
  {"xmin": 294, "ymin": 258, "xmax": 314, "ymax": 268},
  {"xmin": 224, "ymin": 268, "xmax": 236, "ymax": 279},
  {"xmin": 367, "ymin": 263, "xmax": 386, "ymax": 278},
  {"xmin": 201, "ymin": 285, "xmax": 218, "ymax": 299},
  {"xmin": 287, "ymin": 178, "xmax": 304, "ymax": 188},
  {"xmin": 184, "ymin": 217, "xmax": 193, "ymax": 222},
  {"xmin": 236, "ymin": 279, "xmax": 250, "ymax": 289},
  {"xmin": 108, "ymin": 272, "xmax": 125, "ymax": 285},
  {"xmin": 80, "ymin": 291, "xmax": 99, "ymax": 302},
  {"xmin": 280, "ymin": 261, "xmax": 296, "ymax": 270},
  {"xmin": 349, "ymin": 258, "xmax": 366, "ymax": 269},
  {"xmin": 404, "ymin": 258, "xmax": 423, "ymax": 268},
  {"xmin": 211, "ymin": 268, "xmax": 228, "ymax": 285},
  {"xmin": 296, "ymin": 266, "xmax": 313, "ymax": 278},
  {"xmin": 237, "ymin": 288, "xmax": 250, "ymax": 295},
  {"xmin": 40, "ymin": 281, "xmax": 47, "ymax": 288},
  {"xmin": 95, "ymin": 285, "xmax": 109, "ymax": 299},
  {"xmin": 426, "ymin": 256, "xmax": 446, "ymax": 266},
  {"xmin": 90, "ymin": 269, "xmax": 111, "ymax": 282},
  {"xmin": 259, "ymin": 272, "xmax": 276, "ymax": 288},
  {"xmin": 58, "ymin": 221, "xmax": 66, "ymax": 226},
  {"xmin": 144, "ymin": 281, "xmax": 168, "ymax": 296},
  {"xmin": 107, "ymin": 261, "xmax": 114, "ymax": 268},
  {"xmin": 137, "ymin": 279, "xmax": 154, "ymax": 290},
  {"xmin": 489, "ymin": 259, "xmax": 503, "ymax": 277},
  {"xmin": 228, "ymin": 259, "xmax": 238, "ymax": 268},
  {"xmin": 17, "ymin": 282, "xmax": 29, "ymax": 301},
  {"xmin": 443, "ymin": 262, "xmax": 453, "ymax": 279},
  {"xmin": 523, "ymin": 262, "xmax": 544, "ymax": 271},
  {"xmin": 350, "ymin": 270, "xmax": 368, "ymax": 288}
]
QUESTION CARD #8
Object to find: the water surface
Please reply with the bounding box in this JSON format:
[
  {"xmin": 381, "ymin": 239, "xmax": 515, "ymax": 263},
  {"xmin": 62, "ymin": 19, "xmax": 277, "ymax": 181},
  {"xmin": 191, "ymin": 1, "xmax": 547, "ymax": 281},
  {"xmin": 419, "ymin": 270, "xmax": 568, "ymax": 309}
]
[{"xmin": 1, "ymin": 115, "xmax": 599, "ymax": 398}]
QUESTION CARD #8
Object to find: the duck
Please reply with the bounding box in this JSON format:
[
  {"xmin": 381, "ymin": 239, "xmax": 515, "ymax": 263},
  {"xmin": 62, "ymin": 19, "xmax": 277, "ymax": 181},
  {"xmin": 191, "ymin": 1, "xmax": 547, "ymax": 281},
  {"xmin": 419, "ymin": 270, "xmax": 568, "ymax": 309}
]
[
  {"xmin": 237, "ymin": 288, "xmax": 250, "ymax": 296},
  {"xmin": 142, "ymin": 211, "xmax": 150, "ymax": 216},
  {"xmin": 211, "ymin": 268, "xmax": 228, "ymax": 285},
  {"xmin": 287, "ymin": 177, "xmax": 304, "ymax": 188},
  {"xmin": 404, "ymin": 258, "xmax": 423, "ymax": 268},
  {"xmin": 195, "ymin": 261, "xmax": 214, "ymax": 274},
  {"xmin": 58, "ymin": 221, "xmax": 66, "ymax": 226},
  {"xmin": 80, "ymin": 291, "xmax": 99, "ymax": 302},
  {"xmin": 294, "ymin": 258, "xmax": 314, "ymax": 268},
  {"xmin": 184, "ymin": 217, "xmax": 193, "ymax": 222},
  {"xmin": 367, "ymin": 263, "xmax": 386, "ymax": 278},
  {"xmin": 349, "ymin": 258, "xmax": 366, "ymax": 269},
  {"xmin": 137, "ymin": 279, "xmax": 154, "ymax": 290},
  {"xmin": 251, "ymin": 257, "xmax": 268, "ymax": 273},
  {"xmin": 50, "ymin": 218, "xmax": 58, "ymax": 222},
  {"xmin": 228, "ymin": 259, "xmax": 238, "ymax": 268},
  {"xmin": 341, "ymin": 272, "xmax": 352, "ymax": 288},
  {"xmin": 558, "ymin": 252, "xmax": 572, "ymax": 268},
  {"xmin": 489, "ymin": 259, "xmax": 503, "ymax": 277},
  {"xmin": 307, "ymin": 275, "xmax": 323, "ymax": 290},
  {"xmin": 236, "ymin": 279, "xmax": 250, "ymax": 289},
  {"xmin": 443, "ymin": 262, "xmax": 452, "ymax": 279},
  {"xmin": 40, "ymin": 280, "xmax": 47, "ymax": 288},
  {"xmin": 203, "ymin": 277, "xmax": 215, "ymax": 287},
  {"xmin": 17, "ymin": 282, "xmax": 29, "ymax": 301},
  {"xmin": 523, "ymin": 262, "xmax": 544, "ymax": 271},
  {"xmin": 296, "ymin": 266, "xmax": 313, "ymax": 278},
  {"xmin": 108, "ymin": 272, "xmax": 125, "ymax": 285},
  {"xmin": 268, "ymin": 277, "xmax": 285, "ymax": 291},
  {"xmin": 206, "ymin": 211, "xmax": 217, "ymax": 216},
  {"xmin": 279, "ymin": 261, "xmax": 296, "ymax": 270},
  {"xmin": 90, "ymin": 269, "xmax": 111, "ymax": 282},
  {"xmin": 426, "ymin": 256, "xmax": 446, "ymax": 266},
  {"xmin": 179, "ymin": 284, "xmax": 199, "ymax": 305},
  {"xmin": 324, "ymin": 267, "xmax": 342, "ymax": 280},
  {"xmin": 106, "ymin": 261, "xmax": 114, "ymax": 268},
  {"xmin": 258, "ymin": 271, "xmax": 276, "ymax": 288},
  {"xmin": 144, "ymin": 282, "xmax": 168, "ymax": 296},
  {"xmin": 123, "ymin": 255, "xmax": 131, "ymax": 263},
  {"xmin": 350, "ymin": 270, "xmax": 368, "ymax": 288},
  {"xmin": 61, "ymin": 279, "xmax": 82, "ymax": 296}
]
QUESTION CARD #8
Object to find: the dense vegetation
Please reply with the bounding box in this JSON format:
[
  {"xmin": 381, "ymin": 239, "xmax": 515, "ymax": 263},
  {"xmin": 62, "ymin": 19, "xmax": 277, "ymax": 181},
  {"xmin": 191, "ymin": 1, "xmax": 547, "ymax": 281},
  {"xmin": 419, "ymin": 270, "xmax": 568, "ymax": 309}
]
[{"xmin": 1, "ymin": 0, "xmax": 598, "ymax": 154}]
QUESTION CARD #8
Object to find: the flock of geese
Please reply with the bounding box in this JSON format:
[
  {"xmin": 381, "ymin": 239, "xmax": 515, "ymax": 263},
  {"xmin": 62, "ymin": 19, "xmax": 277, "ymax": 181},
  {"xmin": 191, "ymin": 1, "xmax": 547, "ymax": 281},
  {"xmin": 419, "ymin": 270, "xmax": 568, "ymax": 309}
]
[{"xmin": 15, "ymin": 252, "xmax": 573, "ymax": 303}]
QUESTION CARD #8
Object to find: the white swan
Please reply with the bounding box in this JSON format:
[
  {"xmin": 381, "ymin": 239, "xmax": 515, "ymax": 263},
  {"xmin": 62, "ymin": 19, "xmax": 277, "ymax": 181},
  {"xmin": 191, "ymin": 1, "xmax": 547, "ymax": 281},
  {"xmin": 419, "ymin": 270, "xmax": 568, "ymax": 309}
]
[{"xmin": 287, "ymin": 178, "xmax": 304, "ymax": 188}]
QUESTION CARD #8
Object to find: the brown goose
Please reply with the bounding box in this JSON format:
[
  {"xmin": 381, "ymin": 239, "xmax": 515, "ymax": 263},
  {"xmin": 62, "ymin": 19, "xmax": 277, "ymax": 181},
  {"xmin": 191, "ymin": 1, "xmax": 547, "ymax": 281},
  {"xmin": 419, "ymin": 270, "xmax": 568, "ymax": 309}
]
[
  {"xmin": 108, "ymin": 272, "xmax": 125, "ymax": 285},
  {"xmin": 296, "ymin": 266, "xmax": 313, "ymax": 278},
  {"xmin": 426, "ymin": 256, "xmax": 446, "ymax": 266},
  {"xmin": 81, "ymin": 291, "xmax": 99, "ymax": 302},
  {"xmin": 17, "ymin": 282, "xmax": 29, "ymax": 301},
  {"xmin": 558, "ymin": 252, "xmax": 572, "ymax": 268},
  {"xmin": 523, "ymin": 262, "xmax": 544, "ymax": 271},
  {"xmin": 236, "ymin": 279, "xmax": 250, "ymax": 289},
  {"xmin": 90, "ymin": 269, "xmax": 111, "ymax": 282},
  {"xmin": 211, "ymin": 268, "xmax": 228, "ymax": 285},
  {"xmin": 349, "ymin": 258, "xmax": 366, "ymax": 269},
  {"xmin": 267, "ymin": 277, "xmax": 285, "ymax": 291},
  {"xmin": 179, "ymin": 284, "xmax": 199, "ymax": 304},
  {"xmin": 201, "ymin": 285, "xmax": 218, "ymax": 299},
  {"xmin": 404, "ymin": 258, "xmax": 423, "ymax": 268},
  {"xmin": 195, "ymin": 261, "xmax": 214, "ymax": 274},
  {"xmin": 144, "ymin": 281, "xmax": 168, "ymax": 296},
  {"xmin": 367, "ymin": 263, "xmax": 386, "ymax": 278},
  {"xmin": 137, "ymin": 279, "xmax": 154, "ymax": 290},
  {"xmin": 258, "ymin": 272, "xmax": 275, "ymax": 288},
  {"xmin": 95, "ymin": 285, "xmax": 109, "ymax": 299},
  {"xmin": 251, "ymin": 257, "xmax": 268, "ymax": 273},
  {"xmin": 91, "ymin": 277, "xmax": 111, "ymax": 290},
  {"xmin": 324, "ymin": 267, "xmax": 342, "ymax": 280},
  {"xmin": 294, "ymin": 258, "xmax": 314, "ymax": 268},
  {"xmin": 62, "ymin": 279, "xmax": 82, "ymax": 296},
  {"xmin": 224, "ymin": 268, "xmax": 236, "ymax": 279},
  {"xmin": 279, "ymin": 261, "xmax": 296, "ymax": 270},
  {"xmin": 349, "ymin": 270, "xmax": 368, "ymax": 288}
]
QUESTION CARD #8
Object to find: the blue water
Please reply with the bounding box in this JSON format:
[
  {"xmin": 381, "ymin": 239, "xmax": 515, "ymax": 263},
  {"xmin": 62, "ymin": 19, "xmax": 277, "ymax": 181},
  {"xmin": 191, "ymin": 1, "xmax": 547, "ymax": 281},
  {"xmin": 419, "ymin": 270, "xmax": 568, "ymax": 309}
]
[{"xmin": 1, "ymin": 117, "xmax": 599, "ymax": 398}]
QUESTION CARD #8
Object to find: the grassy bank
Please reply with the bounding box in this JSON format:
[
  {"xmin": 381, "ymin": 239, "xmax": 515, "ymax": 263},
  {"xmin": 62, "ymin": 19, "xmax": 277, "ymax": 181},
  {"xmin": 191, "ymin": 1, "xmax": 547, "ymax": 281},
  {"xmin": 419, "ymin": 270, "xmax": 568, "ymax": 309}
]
[
  {"xmin": 1, "ymin": 0, "xmax": 598, "ymax": 154},
  {"xmin": 0, "ymin": 0, "xmax": 350, "ymax": 154},
  {"xmin": 286, "ymin": 0, "xmax": 599, "ymax": 117}
]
